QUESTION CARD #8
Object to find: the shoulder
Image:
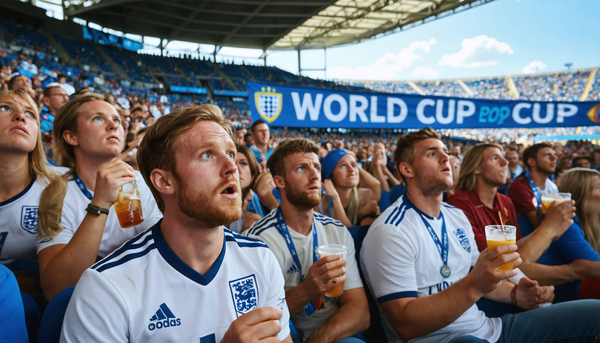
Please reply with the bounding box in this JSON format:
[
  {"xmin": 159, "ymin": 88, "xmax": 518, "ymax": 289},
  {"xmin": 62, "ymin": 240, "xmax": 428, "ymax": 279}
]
[
  {"xmin": 446, "ymin": 190, "xmax": 474, "ymax": 207},
  {"xmin": 442, "ymin": 202, "xmax": 470, "ymax": 223},
  {"xmin": 376, "ymin": 196, "xmax": 412, "ymax": 227},
  {"xmin": 246, "ymin": 209, "xmax": 278, "ymax": 237},
  {"xmin": 313, "ymin": 212, "xmax": 345, "ymax": 228},
  {"xmin": 225, "ymin": 229, "xmax": 269, "ymax": 249},
  {"xmin": 497, "ymin": 193, "xmax": 514, "ymax": 207},
  {"xmin": 90, "ymin": 226, "xmax": 156, "ymax": 274}
]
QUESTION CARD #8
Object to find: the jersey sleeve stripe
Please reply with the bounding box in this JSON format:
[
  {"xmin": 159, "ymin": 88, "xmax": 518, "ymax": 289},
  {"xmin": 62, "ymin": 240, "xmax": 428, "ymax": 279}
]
[
  {"xmin": 248, "ymin": 215, "xmax": 277, "ymax": 235},
  {"xmin": 225, "ymin": 235, "xmax": 269, "ymax": 248},
  {"xmin": 384, "ymin": 205, "xmax": 402, "ymax": 225},
  {"xmin": 96, "ymin": 243, "xmax": 156, "ymax": 273},
  {"xmin": 252, "ymin": 222, "xmax": 278, "ymax": 236},
  {"xmin": 377, "ymin": 291, "xmax": 418, "ymax": 303},
  {"xmin": 392, "ymin": 206, "xmax": 409, "ymax": 227},
  {"xmin": 91, "ymin": 230, "xmax": 154, "ymax": 270}
]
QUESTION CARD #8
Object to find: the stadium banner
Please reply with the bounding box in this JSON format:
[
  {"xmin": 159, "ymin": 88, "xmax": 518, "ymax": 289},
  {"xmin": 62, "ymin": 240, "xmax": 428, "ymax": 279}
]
[{"xmin": 249, "ymin": 81, "xmax": 600, "ymax": 129}]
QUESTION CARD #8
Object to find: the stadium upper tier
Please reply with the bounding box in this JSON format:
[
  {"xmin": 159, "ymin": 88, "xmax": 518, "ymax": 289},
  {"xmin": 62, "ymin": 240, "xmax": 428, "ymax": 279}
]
[{"xmin": 1, "ymin": 18, "xmax": 599, "ymax": 102}]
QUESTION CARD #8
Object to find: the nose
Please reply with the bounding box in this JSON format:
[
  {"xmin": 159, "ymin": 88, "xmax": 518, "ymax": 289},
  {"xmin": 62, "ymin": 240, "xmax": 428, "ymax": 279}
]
[
  {"xmin": 309, "ymin": 164, "xmax": 320, "ymax": 182},
  {"xmin": 500, "ymin": 156, "xmax": 508, "ymax": 166},
  {"xmin": 221, "ymin": 153, "xmax": 238, "ymax": 179},
  {"xmin": 12, "ymin": 110, "xmax": 27, "ymax": 123}
]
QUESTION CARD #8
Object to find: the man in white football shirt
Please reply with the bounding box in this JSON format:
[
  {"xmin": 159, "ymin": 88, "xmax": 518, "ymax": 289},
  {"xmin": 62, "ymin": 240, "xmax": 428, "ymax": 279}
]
[
  {"xmin": 361, "ymin": 128, "xmax": 600, "ymax": 343},
  {"xmin": 61, "ymin": 105, "xmax": 291, "ymax": 342},
  {"xmin": 245, "ymin": 139, "xmax": 369, "ymax": 343}
]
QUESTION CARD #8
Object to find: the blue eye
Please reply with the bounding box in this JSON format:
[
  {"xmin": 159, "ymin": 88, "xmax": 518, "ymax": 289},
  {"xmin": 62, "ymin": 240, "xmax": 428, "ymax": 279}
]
[
  {"xmin": 298, "ymin": 166, "xmax": 305, "ymax": 172},
  {"xmin": 94, "ymin": 117, "xmax": 103, "ymax": 122},
  {"xmin": 114, "ymin": 118, "xmax": 120, "ymax": 124},
  {"xmin": 227, "ymin": 152, "xmax": 235, "ymax": 159},
  {"xmin": 202, "ymin": 152, "xmax": 211, "ymax": 159},
  {"xmin": 0, "ymin": 105, "xmax": 9, "ymax": 112},
  {"xmin": 26, "ymin": 111, "xmax": 35, "ymax": 118},
  {"xmin": 315, "ymin": 166, "xmax": 320, "ymax": 172}
]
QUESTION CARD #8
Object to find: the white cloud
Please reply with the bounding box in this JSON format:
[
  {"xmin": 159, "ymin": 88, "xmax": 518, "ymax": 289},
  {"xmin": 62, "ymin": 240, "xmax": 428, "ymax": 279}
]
[
  {"xmin": 438, "ymin": 35, "xmax": 514, "ymax": 68},
  {"xmin": 522, "ymin": 60, "xmax": 547, "ymax": 74},
  {"xmin": 328, "ymin": 38, "xmax": 436, "ymax": 80},
  {"xmin": 412, "ymin": 66, "xmax": 439, "ymax": 79}
]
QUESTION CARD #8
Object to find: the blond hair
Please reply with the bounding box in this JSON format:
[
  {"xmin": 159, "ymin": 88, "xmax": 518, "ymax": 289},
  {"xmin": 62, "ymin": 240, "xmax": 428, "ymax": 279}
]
[
  {"xmin": 456, "ymin": 143, "xmax": 504, "ymax": 192},
  {"xmin": 137, "ymin": 104, "xmax": 231, "ymax": 213},
  {"xmin": 38, "ymin": 93, "xmax": 108, "ymax": 238},
  {"xmin": 0, "ymin": 90, "xmax": 56, "ymax": 185},
  {"xmin": 559, "ymin": 168, "xmax": 600, "ymax": 253}
]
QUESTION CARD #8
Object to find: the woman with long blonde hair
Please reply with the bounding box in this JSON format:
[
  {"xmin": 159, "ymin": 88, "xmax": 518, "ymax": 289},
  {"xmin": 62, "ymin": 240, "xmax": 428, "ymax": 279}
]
[
  {"xmin": 0, "ymin": 90, "xmax": 57, "ymax": 266},
  {"xmin": 537, "ymin": 167, "xmax": 600, "ymax": 302},
  {"xmin": 37, "ymin": 93, "xmax": 162, "ymax": 300}
]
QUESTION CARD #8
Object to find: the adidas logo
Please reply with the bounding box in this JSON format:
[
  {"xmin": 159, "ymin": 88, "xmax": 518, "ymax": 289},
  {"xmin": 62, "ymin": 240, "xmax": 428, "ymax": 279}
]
[
  {"xmin": 286, "ymin": 264, "xmax": 300, "ymax": 274},
  {"xmin": 148, "ymin": 303, "xmax": 181, "ymax": 331}
]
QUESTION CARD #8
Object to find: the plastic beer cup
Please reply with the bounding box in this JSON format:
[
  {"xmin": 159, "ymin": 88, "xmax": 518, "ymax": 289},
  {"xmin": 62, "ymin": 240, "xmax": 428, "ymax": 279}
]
[
  {"xmin": 317, "ymin": 244, "xmax": 346, "ymax": 297},
  {"xmin": 485, "ymin": 225, "xmax": 517, "ymax": 271},
  {"xmin": 541, "ymin": 193, "xmax": 571, "ymax": 213},
  {"xmin": 114, "ymin": 176, "xmax": 144, "ymax": 228}
]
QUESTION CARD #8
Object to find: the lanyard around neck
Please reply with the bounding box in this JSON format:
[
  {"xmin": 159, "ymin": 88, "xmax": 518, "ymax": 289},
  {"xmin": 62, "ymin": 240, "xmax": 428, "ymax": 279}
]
[
  {"xmin": 73, "ymin": 172, "xmax": 93, "ymax": 201},
  {"xmin": 524, "ymin": 171, "xmax": 541, "ymax": 211},
  {"xmin": 275, "ymin": 206, "xmax": 318, "ymax": 284}
]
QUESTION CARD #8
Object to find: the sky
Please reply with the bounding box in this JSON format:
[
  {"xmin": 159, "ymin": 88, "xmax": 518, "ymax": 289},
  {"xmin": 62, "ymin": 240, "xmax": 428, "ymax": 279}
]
[{"xmin": 36, "ymin": 0, "xmax": 600, "ymax": 82}]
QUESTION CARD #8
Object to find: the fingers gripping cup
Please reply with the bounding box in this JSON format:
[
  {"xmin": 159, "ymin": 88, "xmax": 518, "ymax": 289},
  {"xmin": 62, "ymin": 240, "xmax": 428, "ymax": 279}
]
[
  {"xmin": 114, "ymin": 176, "xmax": 144, "ymax": 228},
  {"xmin": 541, "ymin": 193, "xmax": 572, "ymax": 213},
  {"xmin": 485, "ymin": 225, "xmax": 517, "ymax": 271},
  {"xmin": 317, "ymin": 244, "xmax": 347, "ymax": 297}
]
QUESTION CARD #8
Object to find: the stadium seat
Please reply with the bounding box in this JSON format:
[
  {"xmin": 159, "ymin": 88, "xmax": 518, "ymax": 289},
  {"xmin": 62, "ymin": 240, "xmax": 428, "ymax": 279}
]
[
  {"xmin": 389, "ymin": 185, "xmax": 406, "ymax": 204},
  {"xmin": 21, "ymin": 292, "xmax": 40, "ymax": 342},
  {"xmin": 378, "ymin": 191, "xmax": 391, "ymax": 213},
  {"xmin": 347, "ymin": 225, "xmax": 387, "ymax": 343},
  {"xmin": 37, "ymin": 286, "xmax": 75, "ymax": 343},
  {"xmin": 517, "ymin": 215, "xmax": 534, "ymax": 237}
]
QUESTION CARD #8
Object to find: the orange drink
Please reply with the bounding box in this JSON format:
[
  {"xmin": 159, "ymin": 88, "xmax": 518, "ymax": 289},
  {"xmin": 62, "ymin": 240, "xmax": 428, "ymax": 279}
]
[
  {"xmin": 317, "ymin": 244, "xmax": 346, "ymax": 297},
  {"xmin": 541, "ymin": 193, "xmax": 571, "ymax": 213},
  {"xmin": 114, "ymin": 177, "xmax": 144, "ymax": 228},
  {"xmin": 485, "ymin": 225, "xmax": 517, "ymax": 271}
]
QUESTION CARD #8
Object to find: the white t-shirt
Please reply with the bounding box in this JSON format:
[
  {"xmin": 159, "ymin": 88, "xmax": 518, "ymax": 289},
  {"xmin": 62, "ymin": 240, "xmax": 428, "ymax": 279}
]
[
  {"xmin": 360, "ymin": 195, "xmax": 502, "ymax": 343},
  {"xmin": 36, "ymin": 171, "xmax": 162, "ymax": 258},
  {"xmin": 540, "ymin": 178, "xmax": 559, "ymax": 195},
  {"xmin": 244, "ymin": 210, "xmax": 363, "ymax": 339},
  {"xmin": 60, "ymin": 223, "xmax": 290, "ymax": 342},
  {"xmin": 0, "ymin": 175, "xmax": 46, "ymax": 265}
]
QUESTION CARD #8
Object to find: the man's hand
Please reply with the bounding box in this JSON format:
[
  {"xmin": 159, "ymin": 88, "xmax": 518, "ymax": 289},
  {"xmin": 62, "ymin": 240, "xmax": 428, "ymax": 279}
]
[
  {"xmin": 222, "ymin": 307, "xmax": 283, "ymax": 343},
  {"xmin": 467, "ymin": 245, "xmax": 522, "ymax": 296},
  {"xmin": 515, "ymin": 277, "xmax": 555, "ymax": 310},
  {"xmin": 302, "ymin": 255, "xmax": 347, "ymax": 300},
  {"xmin": 543, "ymin": 200, "xmax": 576, "ymax": 239},
  {"xmin": 334, "ymin": 140, "xmax": 344, "ymax": 150},
  {"xmin": 90, "ymin": 160, "xmax": 135, "ymax": 209}
]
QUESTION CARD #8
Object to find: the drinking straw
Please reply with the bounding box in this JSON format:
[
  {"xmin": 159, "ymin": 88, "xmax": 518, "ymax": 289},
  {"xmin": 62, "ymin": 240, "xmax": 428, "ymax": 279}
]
[{"xmin": 498, "ymin": 211, "xmax": 505, "ymax": 232}]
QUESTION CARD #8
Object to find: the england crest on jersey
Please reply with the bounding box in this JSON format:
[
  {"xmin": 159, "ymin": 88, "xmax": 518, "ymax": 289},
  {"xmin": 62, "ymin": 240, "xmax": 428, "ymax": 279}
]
[
  {"xmin": 453, "ymin": 228, "xmax": 471, "ymax": 253},
  {"xmin": 255, "ymin": 87, "xmax": 282, "ymax": 123},
  {"xmin": 229, "ymin": 275, "xmax": 258, "ymax": 317},
  {"xmin": 21, "ymin": 206, "xmax": 38, "ymax": 234}
]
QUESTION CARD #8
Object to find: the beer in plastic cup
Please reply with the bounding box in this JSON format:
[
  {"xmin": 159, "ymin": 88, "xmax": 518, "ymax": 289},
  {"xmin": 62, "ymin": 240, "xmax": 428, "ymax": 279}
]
[
  {"xmin": 485, "ymin": 225, "xmax": 517, "ymax": 271},
  {"xmin": 317, "ymin": 244, "xmax": 347, "ymax": 297},
  {"xmin": 541, "ymin": 193, "xmax": 571, "ymax": 213},
  {"xmin": 114, "ymin": 176, "xmax": 144, "ymax": 228}
]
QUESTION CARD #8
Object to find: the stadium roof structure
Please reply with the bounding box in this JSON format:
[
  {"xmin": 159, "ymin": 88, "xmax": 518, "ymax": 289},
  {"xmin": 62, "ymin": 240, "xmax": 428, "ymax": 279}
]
[{"xmin": 63, "ymin": 0, "xmax": 495, "ymax": 51}]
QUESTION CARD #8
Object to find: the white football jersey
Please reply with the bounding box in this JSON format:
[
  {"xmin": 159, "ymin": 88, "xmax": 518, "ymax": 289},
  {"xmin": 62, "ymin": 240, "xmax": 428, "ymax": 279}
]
[
  {"xmin": 0, "ymin": 175, "xmax": 46, "ymax": 265},
  {"xmin": 360, "ymin": 195, "xmax": 502, "ymax": 343},
  {"xmin": 37, "ymin": 170, "xmax": 162, "ymax": 258},
  {"xmin": 244, "ymin": 210, "xmax": 363, "ymax": 339},
  {"xmin": 61, "ymin": 222, "xmax": 290, "ymax": 342}
]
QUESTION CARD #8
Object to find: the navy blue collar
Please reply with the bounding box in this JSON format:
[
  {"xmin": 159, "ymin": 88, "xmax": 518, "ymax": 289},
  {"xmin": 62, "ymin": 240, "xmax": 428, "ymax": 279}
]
[
  {"xmin": 0, "ymin": 174, "xmax": 37, "ymax": 207},
  {"xmin": 151, "ymin": 219, "xmax": 226, "ymax": 286}
]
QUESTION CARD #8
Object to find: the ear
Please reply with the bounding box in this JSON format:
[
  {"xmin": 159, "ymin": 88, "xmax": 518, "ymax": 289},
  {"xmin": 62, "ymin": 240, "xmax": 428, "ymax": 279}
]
[
  {"xmin": 41, "ymin": 97, "xmax": 49, "ymax": 107},
  {"xmin": 273, "ymin": 174, "xmax": 285, "ymax": 189},
  {"xmin": 399, "ymin": 162, "xmax": 414, "ymax": 181},
  {"xmin": 63, "ymin": 130, "xmax": 78, "ymax": 146},
  {"xmin": 527, "ymin": 157, "xmax": 536, "ymax": 169},
  {"xmin": 150, "ymin": 169, "xmax": 176, "ymax": 196},
  {"xmin": 474, "ymin": 166, "xmax": 481, "ymax": 175}
]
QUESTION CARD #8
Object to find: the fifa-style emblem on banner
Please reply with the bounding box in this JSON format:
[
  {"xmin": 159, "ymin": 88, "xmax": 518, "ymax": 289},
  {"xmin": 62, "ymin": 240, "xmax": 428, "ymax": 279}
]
[
  {"xmin": 229, "ymin": 275, "xmax": 258, "ymax": 317},
  {"xmin": 21, "ymin": 206, "xmax": 38, "ymax": 234},
  {"xmin": 588, "ymin": 104, "xmax": 600, "ymax": 124},
  {"xmin": 255, "ymin": 87, "xmax": 282, "ymax": 123},
  {"xmin": 453, "ymin": 228, "xmax": 471, "ymax": 253}
]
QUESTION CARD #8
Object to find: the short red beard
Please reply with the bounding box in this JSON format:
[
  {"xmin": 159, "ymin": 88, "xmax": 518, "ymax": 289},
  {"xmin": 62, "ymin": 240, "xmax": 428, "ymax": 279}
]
[
  {"xmin": 284, "ymin": 179, "xmax": 321, "ymax": 210},
  {"xmin": 176, "ymin": 174, "xmax": 242, "ymax": 227}
]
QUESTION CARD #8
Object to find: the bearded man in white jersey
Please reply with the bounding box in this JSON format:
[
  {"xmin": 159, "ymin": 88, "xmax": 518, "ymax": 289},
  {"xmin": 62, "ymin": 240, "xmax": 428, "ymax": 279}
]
[
  {"xmin": 61, "ymin": 105, "xmax": 291, "ymax": 343},
  {"xmin": 360, "ymin": 127, "xmax": 600, "ymax": 343}
]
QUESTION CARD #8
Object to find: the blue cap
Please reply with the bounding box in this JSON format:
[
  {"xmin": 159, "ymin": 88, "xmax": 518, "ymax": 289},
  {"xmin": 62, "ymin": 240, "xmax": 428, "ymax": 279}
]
[{"xmin": 322, "ymin": 149, "xmax": 349, "ymax": 180}]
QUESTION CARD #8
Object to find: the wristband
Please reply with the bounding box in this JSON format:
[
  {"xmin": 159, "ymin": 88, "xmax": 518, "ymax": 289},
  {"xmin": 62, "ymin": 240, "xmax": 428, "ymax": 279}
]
[
  {"xmin": 568, "ymin": 263, "xmax": 574, "ymax": 282},
  {"xmin": 511, "ymin": 283, "xmax": 518, "ymax": 307},
  {"xmin": 85, "ymin": 203, "xmax": 110, "ymax": 216}
]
